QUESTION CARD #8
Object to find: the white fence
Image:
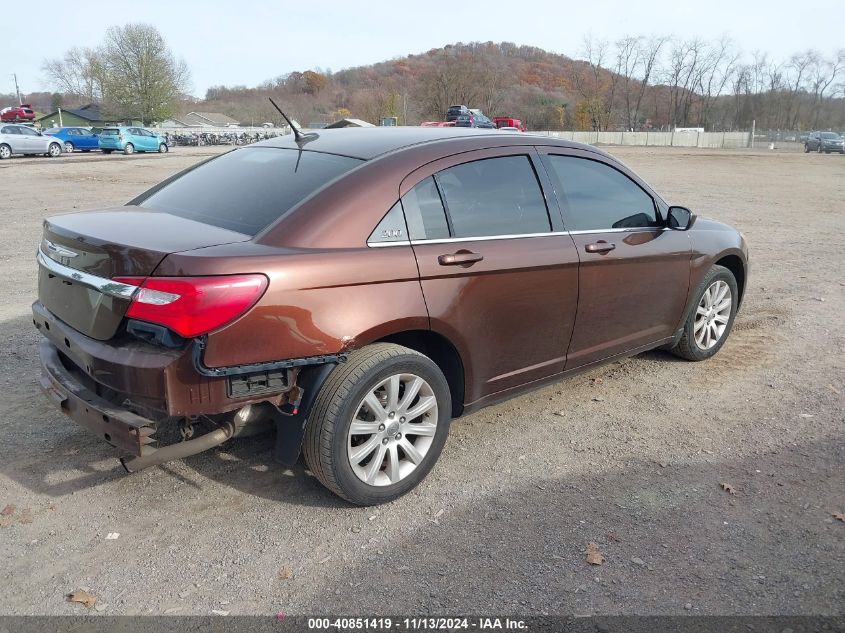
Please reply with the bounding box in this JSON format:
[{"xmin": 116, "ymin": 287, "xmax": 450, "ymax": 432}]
[{"xmin": 529, "ymin": 130, "xmax": 751, "ymax": 149}]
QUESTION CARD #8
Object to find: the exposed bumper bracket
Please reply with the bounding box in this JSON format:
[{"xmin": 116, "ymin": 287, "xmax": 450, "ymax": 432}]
[{"xmin": 191, "ymin": 336, "xmax": 346, "ymax": 378}]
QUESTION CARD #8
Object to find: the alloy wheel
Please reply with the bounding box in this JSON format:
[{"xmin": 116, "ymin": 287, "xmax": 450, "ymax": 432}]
[
  {"xmin": 64, "ymin": 142, "xmax": 74, "ymax": 153},
  {"xmin": 0, "ymin": 145, "xmax": 10, "ymax": 159},
  {"xmin": 694, "ymin": 280, "xmax": 732, "ymax": 350},
  {"xmin": 347, "ymin": 373, "xmax": 439, "ymax": 487}
]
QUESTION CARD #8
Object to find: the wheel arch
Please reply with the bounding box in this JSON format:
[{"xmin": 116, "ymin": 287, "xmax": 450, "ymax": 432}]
[
  {"xmin": 374, "ymin": 329, "xmax": 466, "ymax": 417},
  {"xmin": 714, "ymin": 253, "xmax": 746, "ymax": 306}
]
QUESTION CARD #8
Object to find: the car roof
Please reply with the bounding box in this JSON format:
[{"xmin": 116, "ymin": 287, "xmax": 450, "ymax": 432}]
[{"xmin": 252, "ymin": 126, "xmax": 601, "ymax": 160}]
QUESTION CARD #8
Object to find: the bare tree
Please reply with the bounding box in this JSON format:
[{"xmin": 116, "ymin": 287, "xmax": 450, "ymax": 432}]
[{"xmin": 41, "ymin": 47, "xmax": 105, "ymax": 102}]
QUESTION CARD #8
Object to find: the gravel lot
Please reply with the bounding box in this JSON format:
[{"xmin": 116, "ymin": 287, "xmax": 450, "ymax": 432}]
[{"xmin": 0, "ymin": 145, "xmax": 842, "ymax": 617}]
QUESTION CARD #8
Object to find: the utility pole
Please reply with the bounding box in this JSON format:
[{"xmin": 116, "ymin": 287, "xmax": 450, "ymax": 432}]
[{"xmin": 12, "ymin": 73, "xmax": 22, "ymax": 104}]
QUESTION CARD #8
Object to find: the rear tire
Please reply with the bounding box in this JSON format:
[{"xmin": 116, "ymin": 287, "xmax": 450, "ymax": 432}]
[
  {"xmin": 670, "ymin": 265, "xmax": 739, "ymax": 361},
  {"xmin": 0, "ymin": 144, "xmax": 10, "ymax": 159},
  {"xmin": 303, "ymin": 343, "xmax": 451, "ymax": 505},
  {"xmin": 47, "ymin": 143, "xmax": 62, "ymax": 157},
  {"xmin": 124, "ymin": 143, "xmax": 134, "ymax": 155}
]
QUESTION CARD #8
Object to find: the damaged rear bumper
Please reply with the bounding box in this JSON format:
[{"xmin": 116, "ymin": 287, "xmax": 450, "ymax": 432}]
[{"xmin": 39, "ymin": 340, "xmax": 156, "ymax": 457}]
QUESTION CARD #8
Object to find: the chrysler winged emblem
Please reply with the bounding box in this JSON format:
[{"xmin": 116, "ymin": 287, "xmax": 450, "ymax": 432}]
[{"xmin": 44, "ymin": 239, "xmax": 79, "ymax": 260}]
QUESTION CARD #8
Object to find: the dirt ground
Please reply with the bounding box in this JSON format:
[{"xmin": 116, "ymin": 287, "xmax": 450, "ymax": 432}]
[{"xmin": 0, "ymin": 145, "xmax": 842, "ymax": 617}]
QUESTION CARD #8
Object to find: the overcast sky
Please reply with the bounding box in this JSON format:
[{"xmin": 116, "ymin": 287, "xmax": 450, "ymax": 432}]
[{"xmin": 4, "ymin": 0, "xmax": 844, "ymax": 98}]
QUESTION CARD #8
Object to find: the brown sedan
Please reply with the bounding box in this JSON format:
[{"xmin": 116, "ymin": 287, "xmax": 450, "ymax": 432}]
[{"xmin": 33, "ymin": 128, "xmax": 748, "ymax": 505}]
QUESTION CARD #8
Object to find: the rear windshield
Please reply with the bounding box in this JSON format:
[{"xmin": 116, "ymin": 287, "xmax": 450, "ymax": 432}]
[
  {"xmin": 101, "ymin": 128, "xmax": 120, "ymax": 135},
  {"xmin": 138, "ymin": 147, "xmax": 363, "ymax": 235}
]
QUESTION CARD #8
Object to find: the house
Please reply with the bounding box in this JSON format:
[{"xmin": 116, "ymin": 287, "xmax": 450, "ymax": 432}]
[
  {"xmin": 36, "ymin": 103, "xmax": 118, "ymax": 129},
  {"xmin": 159, "ymin": 112, "xmax": 240, "ymax": 128}
]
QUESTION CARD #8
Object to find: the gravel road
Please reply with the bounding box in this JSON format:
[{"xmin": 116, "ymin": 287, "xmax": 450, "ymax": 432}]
[{"xmin": 0, "ymin": 145, "xmax": 842, "ymax": 616}]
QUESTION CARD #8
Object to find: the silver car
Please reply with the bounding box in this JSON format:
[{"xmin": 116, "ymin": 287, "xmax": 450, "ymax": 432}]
[{"xmin": 0, "ymin": 124, "xmax": 63, "ymax": 159}]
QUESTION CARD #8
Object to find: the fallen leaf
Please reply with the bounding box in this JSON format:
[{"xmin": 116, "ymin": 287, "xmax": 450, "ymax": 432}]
[
  {"xmin": 720, "ymin": 483, "xmax": 736, "ymax": 495},
  {"xmin": 0, "ymin": 504, "xmax": 14, "ymax": 516},
  {"xmin": 833, "ymin": 512, "xmax": 845, "ymax": 523},
  {"xmin": 586, "ymin": 542, "xmax": 604, "ymax": 565},
  {"xmin": 67, "ymin": 590, "xmax": 97, "ymax": 608},
  {"xmin": 278, "ymin": 567, "xmax": 294, "ymax": 580},
  {"xmin": 18, "ymin": 508, "xmax": 33, "ymax": 524}
]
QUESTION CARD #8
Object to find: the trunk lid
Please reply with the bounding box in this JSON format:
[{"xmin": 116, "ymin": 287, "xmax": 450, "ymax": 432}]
[{"xmin": 38, "ymin": 206, "xmax": 250, "ymax": 340}]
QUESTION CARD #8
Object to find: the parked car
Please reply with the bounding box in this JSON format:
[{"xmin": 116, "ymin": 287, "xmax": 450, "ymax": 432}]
[
  {"xmin": 494, "ymin": 117, "xmax": 526, "ymax": 132},
  {"xmin": 98, "ymin": 127, "xmax": 168, "ymax": 154},
  {"xmin": 0, "ymin": 124, "xmax": 63, "ymax": 159},
  {"xmin": 34, "ymin": 127, "xmax": 748, "ymax": 505},
  {"xmin": 454, "ymin": 113, "xmax": 496, "ymax": 128},
  {"xmin": 42, "ymin": 127, "xmax": 100, "ymax": 153},
  {"xmin": 446, "ymin": 105, "xmax": 469, "ymax": 122},
  {"xmin": 0, "ymin": 104, "xmax": 36, "ymax": 122},
  {"xmin": 804, "ymin": 131, "xmax": 845, "ymax": 154}
]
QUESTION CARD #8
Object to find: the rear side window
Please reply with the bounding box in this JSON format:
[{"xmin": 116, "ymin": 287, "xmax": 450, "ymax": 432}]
[
  {"xmin": 402, "ymin": 176, "xmax": 450, "ymax": 240},
  {"xmin": 545, "ymin": 155, "xmax": 659, "ymax": 231},
  {"xmin": 435, "ymin": 156, "xmax": 550, "ymax": 238},
  {"xmin": 139, "ymin": 147, "xmax": 363, "ymax": 235}
]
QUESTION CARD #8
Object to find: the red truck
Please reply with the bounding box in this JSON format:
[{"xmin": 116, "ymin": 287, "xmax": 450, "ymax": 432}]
[{"xmin": 493, "ymin": 117, "xmax": 526, "ymax": 132}]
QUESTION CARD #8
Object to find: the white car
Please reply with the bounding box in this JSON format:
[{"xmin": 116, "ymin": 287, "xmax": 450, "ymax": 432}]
[{"xmin": 0, "ymin": 124, "xmax": 63, "ymax": 159}]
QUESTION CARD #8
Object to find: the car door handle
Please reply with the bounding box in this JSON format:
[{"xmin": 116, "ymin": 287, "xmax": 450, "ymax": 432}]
[
  {"xmin": 585, "ymin": 241, "xmax": 616, "ymax": 254},
  {"xmin": 438, "ymin": 251, "xmax": 484, "ymax": 266}
]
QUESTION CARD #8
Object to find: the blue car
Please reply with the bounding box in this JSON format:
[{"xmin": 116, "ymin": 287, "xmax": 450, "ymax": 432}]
[
  {"xmin": 42, "ymin": 127, "xmax": 100, "ymax": 153},
  {"xmin": 98, "ymin": 126, "xmax": 169, "ymax": 155}
]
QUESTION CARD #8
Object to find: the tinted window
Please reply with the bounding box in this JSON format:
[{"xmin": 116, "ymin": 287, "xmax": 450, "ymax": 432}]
[
  {"xmin": 101, "ymin": 129, "xmax": 119, "ymax": 135},
  {"xmin": 139, "ymin": 147, "xmax": 363, "ymax": 235},
  {"xmin": 435, "ymin": 156, "xmax": 550, "ymax": 238},
  {"xmin": 546, "ymin": 155, "xmax": 658, "ymax": 231},
  {"xmin": 2, "ymin": 126, "xmax": 20, "ymax": 134},
  {"xmin": 820, "ymin": 132, "xmax": 839, "ymax": 139},
  {"xmin": 368, "ymin": 202, "xmax": 408, "ymax": 244},
  {"xmin": 19, "ymin": 127, "xmax": 39, "ymax": 136},
  {"xmin": 402, "ymin": 176, "xmax": 449, "ymax": 240}
]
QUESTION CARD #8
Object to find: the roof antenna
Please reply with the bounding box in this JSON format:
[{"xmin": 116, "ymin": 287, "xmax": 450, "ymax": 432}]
[{"xmin": 268, "ymin": 97, "xmax": 315, "ymax": 144}]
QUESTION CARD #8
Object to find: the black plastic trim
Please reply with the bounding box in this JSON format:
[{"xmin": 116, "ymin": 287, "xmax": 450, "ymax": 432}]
[{"xmin": 191, "ymin": 336, "xmax": 346, "ymax": 378}]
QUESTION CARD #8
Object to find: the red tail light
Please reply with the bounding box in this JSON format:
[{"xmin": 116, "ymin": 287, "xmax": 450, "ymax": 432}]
[{"xmin": 113, "ymin": 274, "xmax": 268, "ymax": 338}]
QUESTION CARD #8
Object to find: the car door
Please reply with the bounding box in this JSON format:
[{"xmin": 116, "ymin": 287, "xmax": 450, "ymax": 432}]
[
  {"xmin": 0, "ymin": 125, "xmax": 22, "ymax": 153},
  {"xmin": 140, "ymin": 129, "xmax": 156, "ymax": 150},
  {"xmin": 17, "ymin": 126, "xmax": 43, "ymax": 152},
  {"xmin": 78, "ymin": 128, "xmax": 98, "ymax": 149},
  {"xmin": 539, "ymin": 149, "xmax": 691, "ymax": 369},
  {"xmin": 400, "ymin": 148, "xmax": 580, "ymax": 407}
]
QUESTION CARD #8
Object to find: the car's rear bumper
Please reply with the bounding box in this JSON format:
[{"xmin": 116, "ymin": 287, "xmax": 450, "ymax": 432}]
[
  {"xmin": 33, "ymin": 301, "xmax": 295, "ymax": 421},
  {"xmin": 39, "ymin": 339, "xmax": 156, "ymax": 457}
]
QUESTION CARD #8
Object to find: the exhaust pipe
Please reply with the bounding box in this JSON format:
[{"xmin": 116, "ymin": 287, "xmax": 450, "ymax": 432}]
[{"xmin": 121, "ymin": 422, "xmax": 235, "ymax": 473}]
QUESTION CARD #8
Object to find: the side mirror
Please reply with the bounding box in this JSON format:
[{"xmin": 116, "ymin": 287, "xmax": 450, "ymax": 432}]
[{"xmin": 667, "ymin": 206, "xmax": 694, "ymax": 231}]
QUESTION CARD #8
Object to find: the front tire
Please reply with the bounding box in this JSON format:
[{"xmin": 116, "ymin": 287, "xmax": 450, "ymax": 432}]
[
  {"xmin": 47, "ymin": 143, "xmax": 62, "ymax": 157},
  {"xmin": 0, "ymin": 144, "xmax": 10, "ymax": 159},
  {"xmin": 804, "ymin": 144, "xmax": 810, "ymax": 153},
  {"xmin": 124, "ymin": 143, "xmax": 135, "ymax": 155},
  {"xmin": 64, "ymin": 141, "xmax": 74, "ymax": 153},
  {"xmin": 670, "ymin": 265, "xmax": 739, "ymax": 361},
  {"xmin": 158, "ymin": 143, "xmax": 168, "ymax": 153},
  {"xmin": 303, "ymin": 343, "xmax": 451, "ymax": 505}
]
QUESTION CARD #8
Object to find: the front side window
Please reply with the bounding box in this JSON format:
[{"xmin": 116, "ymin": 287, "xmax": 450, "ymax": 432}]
[
  {"xmin": 545, "ymin": 155, "xmax": 659, "ymax": 231},
  {"xmin": 435, "ymin": 155, "xmax": 551, "ymax": 238},
  {"xmin": 138, "ymin": 147, "xmax": 363, "ymax": 236},
  {"xmin": 19, "ymin": 127, "xmax": 39, "ymax": 136}
]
